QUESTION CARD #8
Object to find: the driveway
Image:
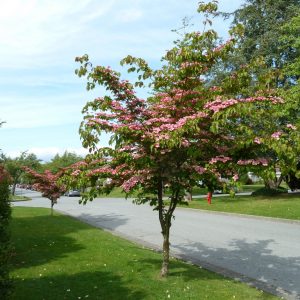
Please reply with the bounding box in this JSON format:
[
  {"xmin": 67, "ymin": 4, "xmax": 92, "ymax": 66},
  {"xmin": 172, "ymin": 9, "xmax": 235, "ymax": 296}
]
[{"xmin": 14, "ymin": 189, "xmax": 300, "ymax": 300}]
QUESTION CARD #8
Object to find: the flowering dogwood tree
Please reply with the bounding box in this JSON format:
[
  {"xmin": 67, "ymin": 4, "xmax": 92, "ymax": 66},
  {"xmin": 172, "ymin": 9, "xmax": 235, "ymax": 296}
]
[
  {"xmin": 24, "ymin": 167, "xmax": 65, "ymax": 215},
  {"xmin": 66, "ymin": 2, "xmax": 286, "ymax": 276}
]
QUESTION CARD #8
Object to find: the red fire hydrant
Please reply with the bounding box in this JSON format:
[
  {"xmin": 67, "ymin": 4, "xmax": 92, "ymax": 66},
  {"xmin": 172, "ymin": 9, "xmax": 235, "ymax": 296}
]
[{"xmin": 207, "ymin": 191, "xmax": 212, "ymax": 205}]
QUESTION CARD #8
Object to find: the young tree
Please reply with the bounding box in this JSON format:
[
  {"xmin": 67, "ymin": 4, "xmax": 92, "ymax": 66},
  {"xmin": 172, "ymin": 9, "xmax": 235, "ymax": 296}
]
[
  {"xmin": 0, "ymin": 166, "xmax": 12, "ymax": 299},
  {"xmin": 24, "ymin": 168, "xmax": 65, "ymax": 215},
  {"xmin": 65, "ymin": 2, "xmax": 287, "ymax": 276}
]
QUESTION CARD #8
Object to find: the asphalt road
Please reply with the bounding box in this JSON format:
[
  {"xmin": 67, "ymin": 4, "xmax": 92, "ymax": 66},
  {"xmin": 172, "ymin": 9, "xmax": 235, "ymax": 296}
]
[{"xmin": 14, "ymin": 189, "xmax": 300, "ymax": 299}]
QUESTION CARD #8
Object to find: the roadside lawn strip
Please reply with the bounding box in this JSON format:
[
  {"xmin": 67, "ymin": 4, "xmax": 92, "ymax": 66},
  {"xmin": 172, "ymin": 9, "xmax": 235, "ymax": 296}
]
[
  {"xmin": 10, "ymin": 194, "xmax": 31, "ymax": 202},
  {"xmin": 96, "ymin": 187, "xmax": 300, "ymax": 221},
  {"xmin": 179, "ymin": 194, "xmax": 300, "ymax": 221},
  {"xmin": 11, "ymin": 207, "xmax": 277, "ymax": 300}
]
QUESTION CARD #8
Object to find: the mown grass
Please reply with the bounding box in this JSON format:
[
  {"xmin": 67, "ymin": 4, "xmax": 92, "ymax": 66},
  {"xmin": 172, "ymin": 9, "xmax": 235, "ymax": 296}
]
[
  {"xmin": 97, "ymin": 184, "xmax": 265, "ymax": 198},
  {"xmin": 10, "ymin": 194, "xmax": 31, "ymax": 202},
  {"xmin": 181, "ymin": 194, "xmax": 300, "ymax": 220},
  {"xmin": 10, "ymin": 207, "xmax": 277, "ymax": 300}
]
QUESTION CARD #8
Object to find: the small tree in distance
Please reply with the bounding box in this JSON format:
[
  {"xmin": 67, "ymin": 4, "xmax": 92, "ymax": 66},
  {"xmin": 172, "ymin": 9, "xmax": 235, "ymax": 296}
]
[
  {"xmin": 64, "ymin": 2, "xmax": 289, "ymax": 276},
  {"xmin": 24, "ymin": 167, "xmax": 65, "ymax": 215}
]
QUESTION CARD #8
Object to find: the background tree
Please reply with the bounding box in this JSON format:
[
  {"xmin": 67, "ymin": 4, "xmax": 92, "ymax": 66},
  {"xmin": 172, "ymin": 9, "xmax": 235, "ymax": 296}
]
[
  {"xmin": 23, "ymin": 168, "xmax": 65, "ymax": 215},
  {"xmin": 42, "ymin": 151, "xmax": 83, "ymax": 173},
  {"xmin": 231, "ymin": 0, "xmax": 299, "ymax": 75},
  {"xmin": 0, "ymin": 165, "xmax": 12, "ymax": 299},
  {"xmin": 210, "ymin": 0, "xmax": 300, "ymax": 190},
  {"xmin": 3, "ymin": 152, "xmax": 41, "ymax": 195},
  {"xmin": 63, "ymin": 2, "xmax": 287, "ymax": 277},
  {"xmin": 279, "ymin": 13, "xmax": 300, "ymax": 189}
]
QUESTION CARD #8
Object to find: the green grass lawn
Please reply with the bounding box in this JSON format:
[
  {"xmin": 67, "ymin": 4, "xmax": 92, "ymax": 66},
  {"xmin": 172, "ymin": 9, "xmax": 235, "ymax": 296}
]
[
  {"xmin": 10, "ymin": 194, "xmax": 31, "ymax": 202},
  {"xmin": 97, "ymin": 184, "xmax": 265, "ymax": 198},
  {"xmin": 182, "ymin": 194, "xmax": 300, "ymax": 220},
  {"xmin": 10, "ymin": 207, "xmax": 277, "ymax": 300}
]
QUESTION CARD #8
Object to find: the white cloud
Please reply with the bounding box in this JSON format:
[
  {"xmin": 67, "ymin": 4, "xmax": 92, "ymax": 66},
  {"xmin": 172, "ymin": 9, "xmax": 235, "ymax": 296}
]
[{"xmin": 0, "ymin": 0, "xmax": 116, "ymax": 67}]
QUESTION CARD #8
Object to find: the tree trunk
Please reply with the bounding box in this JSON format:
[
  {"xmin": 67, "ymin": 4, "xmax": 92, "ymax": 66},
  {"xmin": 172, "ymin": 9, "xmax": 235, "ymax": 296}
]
[
  {"xmin": 12, "ymin": 182, "xmax": 17, "ymax": 196},
  {"xmin": 157, "ymin": 179, "xmax": 179, "ymax": 277},
  {"xmin": 51, "ymin": 201, "xmax": 54, "ymax": 216},
  {"xmin": 161, "ymin": 226, "xmax": 170, "ymax": 277},
  {"xmin": 264, "ymin": 177, "xmax": 282, "ymax": 189}
]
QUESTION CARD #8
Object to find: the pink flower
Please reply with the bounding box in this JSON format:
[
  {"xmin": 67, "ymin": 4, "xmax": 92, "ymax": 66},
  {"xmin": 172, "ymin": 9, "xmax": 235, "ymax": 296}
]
[
  {"xmin": 209, "ymin": 156, "xmax": 232, "ymax": 164},
  {"xmin": 271, "ymin": 131, "xmax": 282, "ymax": 140},
  {"xmin": 71, "ymin": 170, "xmax": 81, "ymax": 177},
  {"xmin": 194, "ymin": 166, "xmax": 205, "ymax": 174},
  {"xmin": 232, "ymin": 174, "xmax": 239, "ymax": 182},
  {"xmin": 254, "ymin": 137, "xmax": 261, "ymax": 144},
  {"xmin": 286, "ymin": 124, "xmax": 296, "ymax": 130}
]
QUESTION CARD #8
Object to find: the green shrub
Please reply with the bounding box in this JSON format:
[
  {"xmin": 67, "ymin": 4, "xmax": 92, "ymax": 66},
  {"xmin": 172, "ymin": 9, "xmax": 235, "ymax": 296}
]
[
  {"xmin": 252, "ymin": 186, "xmax": 288, "ymax": 196},
  {"xmin": 0, "ymin": 165, "xmax": 12, "ymax": 299}
]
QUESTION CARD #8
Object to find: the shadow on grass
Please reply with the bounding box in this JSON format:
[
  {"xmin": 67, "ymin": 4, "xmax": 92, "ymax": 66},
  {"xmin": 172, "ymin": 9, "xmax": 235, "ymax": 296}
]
[
  {"xmin": 128, "ymin": 255, "xmax": 223, "ymax": 282},
  {"xmin": 11, "ymin": 210, "xmax": 89, "ymax": 271},
  {"xmin": 12, "ymin": 270, "xmax": 146, "ymax": 300},
  {"xmin": 170, "ymin": 238, "xmax": 300, "ymax": 299},
  {"xmin": 11, "ymin": 208, "xmax": 130, "ymax": 271}
]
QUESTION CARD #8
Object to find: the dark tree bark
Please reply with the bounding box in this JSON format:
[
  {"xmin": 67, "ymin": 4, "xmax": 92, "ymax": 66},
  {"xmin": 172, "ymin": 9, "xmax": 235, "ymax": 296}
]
[
  {"xmin": 264, "ymin": 176, "xmax": 282, "ymax": 189},
  {"xmin": 157, "ymin": 178, "xmax": 178, "ymax": 277}
]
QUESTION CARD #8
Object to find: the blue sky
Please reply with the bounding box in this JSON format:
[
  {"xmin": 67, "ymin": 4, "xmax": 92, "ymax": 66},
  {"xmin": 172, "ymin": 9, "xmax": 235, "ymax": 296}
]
[{"xmin": 0, "ymin": 0, "xmax": 243, "ymax": 161}]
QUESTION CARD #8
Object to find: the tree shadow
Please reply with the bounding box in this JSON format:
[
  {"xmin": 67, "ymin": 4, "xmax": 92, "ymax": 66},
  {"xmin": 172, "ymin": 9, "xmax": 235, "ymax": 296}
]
[
  {"xmin": 170, "ymin": 239, "xmax": 300, "ymax": 299},
  {"xmin": 127, "ymin": 256, "xmax": 225, "ymax": 283},
  {"xmin": 11, "ymin": 270, "xmax": 146, "ymax": 300},
  {"xmin": 11, "ymin": 212, "xmax": 87, "ymax": 271},
  {"xmin": 11, "ymin": 209, "xmax": 130, "ymax": 272}
]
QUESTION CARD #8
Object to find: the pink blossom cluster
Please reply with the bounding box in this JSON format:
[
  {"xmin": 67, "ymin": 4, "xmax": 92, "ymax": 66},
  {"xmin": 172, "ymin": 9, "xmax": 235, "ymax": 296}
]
[
  {"xmin": 71, "ymin": 170, "xmax": 81, "ymax": 177},
  {"xmin": 205, "ymin": 96, "xmax": 283, "ymax": 113},
  {"xmin": 232, "ymin": 174, "xmax": 239, "ymax": 181},
  {"xmin": 23, "ymin": 167, "xmax": 65, "ymax": 201},
  {"xmin": 118, "ymin": 145, "xmax": 137, "ymax": 152},
  {"xmin": 193, "ymin": 166, "xmax": 206, "ymax": 174},
  {"xmin": 181, "ymin": 61, "xmax": 202, "ymax": 69},
  {"xmin": 96, "ymin": 112, "xmax": 116, "ymax": 119},
  {"xmin": 237, "ymin": 158, "xmax": 268, "ymax": 166},
  {"xmin": 88, "ymin": 118, "xmax": 114, "ymax": 128},
  {"xmin": 209, "ymin": 156, "xmax": 232, "ymax": 164},
  {"xmin": 131, "ymin": 152, "xmax": 146, "ymax": 159},
  {"xmin": 204, "ymin": 96, "xmax": 238, "ymax": 112},
  {"xmin": 271, "ymin": 131, "xmax": 282, "ymax": 140},
  {"xmin": 254, "ymin": 137, "xmax": 262, "ymax": 144},
  {"xmin": 87, "ymin": 166, "xmax": 116, "ymax": 177},
  {"xmin": 181, "ymin": 139, "xmax": 190, "ymax": 147},
  {"xmin": 144, "ymin": 117, "xmax": 175, "ymax": 126},
  {"xmin": 146, "ymin": 112, "xmax": 208, "ymax": 136},
  {"xmin": 121, "ymin": 175, "xmax": 144, "ymax": 193},
  {"xmin": 286, "ymin": 124, "xmax": 296, "ymax": 130},
  {"xmin": 71, "ymin": 161, "xmax": 88, "ymax": 168}
]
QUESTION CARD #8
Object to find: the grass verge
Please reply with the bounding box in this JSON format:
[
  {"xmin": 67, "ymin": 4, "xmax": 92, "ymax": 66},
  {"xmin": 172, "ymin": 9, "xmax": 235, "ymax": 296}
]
[
  {"xmin": 10, "ymin": 207, "xmax": 277, "ymax": 300},
  {"xmin": 10, "ymin": 195, "xmax": 31, "ymax": 202},
  {"xmin": 97, "ymin": 185, "xmax": 265, "ymax": 198},
  {"xmin": 180, "ymin": 194, "xmax": 300, "ymax": 220}
]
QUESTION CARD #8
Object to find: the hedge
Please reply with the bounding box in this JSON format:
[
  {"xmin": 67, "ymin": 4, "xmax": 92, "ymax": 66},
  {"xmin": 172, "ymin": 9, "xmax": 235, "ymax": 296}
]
[{"xmin": 0, "ymin": 165, "xmax": 12, "ymax": 299}]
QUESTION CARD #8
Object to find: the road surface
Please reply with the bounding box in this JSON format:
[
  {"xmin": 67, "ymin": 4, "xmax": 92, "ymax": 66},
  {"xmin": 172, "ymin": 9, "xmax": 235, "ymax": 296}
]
[{"xmin": 14, "ymin": 189, "xmax": 300, "ymax": 299}]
